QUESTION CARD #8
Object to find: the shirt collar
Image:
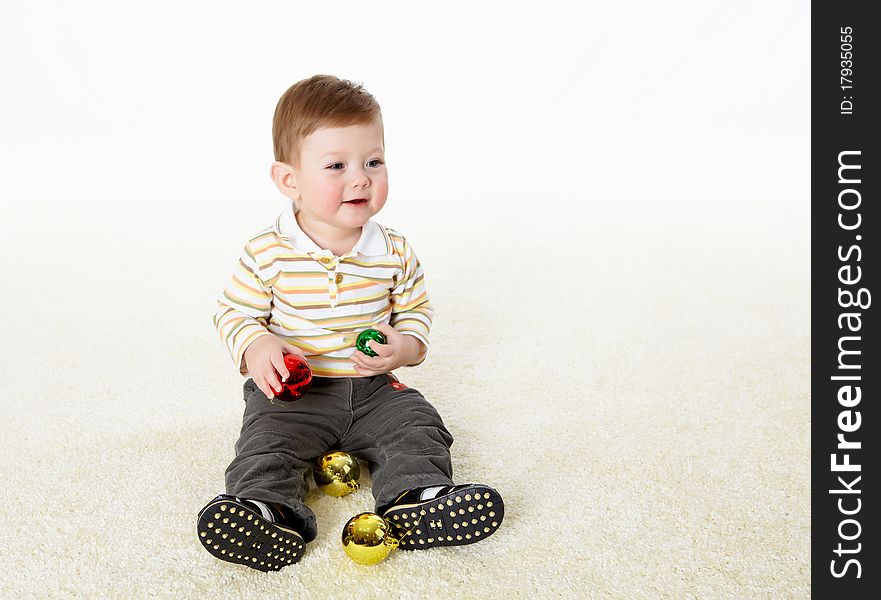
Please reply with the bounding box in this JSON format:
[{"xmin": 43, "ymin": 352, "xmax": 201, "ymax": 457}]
[{"xmin": 275, "ymin": 204, "xmax": 389, "ymax": 257}]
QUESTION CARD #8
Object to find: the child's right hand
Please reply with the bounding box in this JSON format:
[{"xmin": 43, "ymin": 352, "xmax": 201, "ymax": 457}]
[{"xmin": 243, "ymin": 335, "xmax": 308, "ymax": 399}]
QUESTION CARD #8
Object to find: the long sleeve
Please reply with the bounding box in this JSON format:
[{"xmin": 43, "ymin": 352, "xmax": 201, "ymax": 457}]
[
  {"xmin": 389, "ymin": 236, "xmax": 434, "ymax": 366},
  {"xmin": 212, "ymin": 243, "xmax": 275, "ymax": 376}
]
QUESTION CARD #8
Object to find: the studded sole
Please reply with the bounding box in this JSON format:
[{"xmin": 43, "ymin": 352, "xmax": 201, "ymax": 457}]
[
  {"xmin": 382, "ymin": 484, "xmax": 504, "ymax": 550},
  {"xmin": 196, "ymin": 497, "xmax": 305, "ymax": 571}
]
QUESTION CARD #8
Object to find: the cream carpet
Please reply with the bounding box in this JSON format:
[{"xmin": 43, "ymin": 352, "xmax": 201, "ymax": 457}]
[{"xmin": 0, "ymin": 174, "xmax": 809, "ymax": 597}]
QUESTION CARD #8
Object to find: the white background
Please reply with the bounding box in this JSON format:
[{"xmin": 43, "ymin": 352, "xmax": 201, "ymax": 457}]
[{"xmin": 1, "ymin": 1, "xmax": 808, "ymax": 217}]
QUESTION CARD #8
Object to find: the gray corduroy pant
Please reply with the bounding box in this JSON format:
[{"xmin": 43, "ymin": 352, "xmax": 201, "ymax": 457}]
[{"xmin": 224, "ymin": 373, "xmax": 455, "ymax": 543}]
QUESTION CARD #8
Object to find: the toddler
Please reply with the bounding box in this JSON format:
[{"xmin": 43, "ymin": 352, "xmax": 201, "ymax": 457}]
[{"xmin": 196, "ymin": 75, "xmax": 504, "ymax": 571}]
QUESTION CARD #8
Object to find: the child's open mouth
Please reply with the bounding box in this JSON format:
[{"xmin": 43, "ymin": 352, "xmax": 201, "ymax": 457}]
[{"xmin": 343, "ymin": 199, "xmax": 367, "ymax": 205}]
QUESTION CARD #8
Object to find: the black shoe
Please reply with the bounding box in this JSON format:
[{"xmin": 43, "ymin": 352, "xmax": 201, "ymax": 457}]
[
  {"xmin": 196, "ymin": 494, "xmax": 306, "ymax": 571},
  {"xmin": 381, "ymin": 483, "xmax": 504, "ymax": 550}
]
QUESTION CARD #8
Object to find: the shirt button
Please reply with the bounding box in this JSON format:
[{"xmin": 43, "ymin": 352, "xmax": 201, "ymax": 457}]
[
  {"xmin": 319, "ymin": 257, "xmax": 331, "ymax": 264},
  {"xmin": 335, "ymin": 273, "xmax": 344, "ymax": 284}
]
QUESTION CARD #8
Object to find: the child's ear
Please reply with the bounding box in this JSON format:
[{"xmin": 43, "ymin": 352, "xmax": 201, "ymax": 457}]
[{"xmin": 270, "ymin": 161, "xmax": 300, "ymax": 201}]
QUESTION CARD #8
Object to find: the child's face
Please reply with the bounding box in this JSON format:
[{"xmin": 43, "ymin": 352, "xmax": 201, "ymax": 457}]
[{"xmin": 284, "ymin": 119, "xmax": 388, "ymax": 233}]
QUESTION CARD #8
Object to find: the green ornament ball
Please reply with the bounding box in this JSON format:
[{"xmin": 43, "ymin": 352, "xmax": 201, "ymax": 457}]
[{"xmin": 356, "ymin": 329, "xmax": 387, "ymax": 357}]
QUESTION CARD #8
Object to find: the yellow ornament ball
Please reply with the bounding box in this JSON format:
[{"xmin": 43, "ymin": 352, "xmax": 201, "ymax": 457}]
[
  {"xmin": 341, "ymin": 512, "xmax": 400, "ymax": 565},
  {"xmin": 313, "ymin": 451, "xmax": 361, "ymax": 497}
]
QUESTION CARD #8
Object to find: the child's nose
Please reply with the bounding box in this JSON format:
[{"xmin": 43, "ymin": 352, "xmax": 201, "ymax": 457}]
[{"xmin": 349, "ymin": 168, "xmax": 370, "ymax": 185}]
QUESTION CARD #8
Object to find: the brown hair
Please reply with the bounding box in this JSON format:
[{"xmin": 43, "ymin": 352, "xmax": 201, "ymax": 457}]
[{"xmin": 272, "ymin": 74, "xmax": 384, "ymax": 166}]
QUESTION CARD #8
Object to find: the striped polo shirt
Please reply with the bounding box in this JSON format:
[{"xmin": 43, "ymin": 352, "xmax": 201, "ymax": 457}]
[{"xmin": 213, "ymin": 205, "xmax": 434, "ymax": 378}]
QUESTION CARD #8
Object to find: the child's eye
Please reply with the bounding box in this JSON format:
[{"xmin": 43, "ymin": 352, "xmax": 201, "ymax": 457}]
[{"xmin": 326, "ymin": 160, "xmax": 384, "ymax": 170}]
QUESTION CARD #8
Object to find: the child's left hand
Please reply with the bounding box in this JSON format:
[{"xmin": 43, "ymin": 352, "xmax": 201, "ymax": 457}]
[{"xmin": 350, "ymin": 322, "xmax": 422, "ymax": 376}]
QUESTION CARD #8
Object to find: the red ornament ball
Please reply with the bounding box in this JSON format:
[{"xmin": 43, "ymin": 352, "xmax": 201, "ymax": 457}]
[{"xmin": 276, "ymin": 354, "xmax": 313, "ymax": 401}]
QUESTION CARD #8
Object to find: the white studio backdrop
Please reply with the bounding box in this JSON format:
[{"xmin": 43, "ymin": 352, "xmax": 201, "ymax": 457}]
[{"xmin": 0, "ymin": 1, "xmax": 808, "ymax": 222}]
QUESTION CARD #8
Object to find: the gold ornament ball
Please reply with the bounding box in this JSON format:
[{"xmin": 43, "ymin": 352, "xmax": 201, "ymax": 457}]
[
  {"xmin": 341, "ymin": 512, "xmax": 400, "ymax": 565},
  {"xmin": 313, "ymin": 451, "xmax": 361, "ymax": 497}
]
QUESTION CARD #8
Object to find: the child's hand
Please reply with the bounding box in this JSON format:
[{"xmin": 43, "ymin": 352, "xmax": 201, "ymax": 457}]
[
  {"xmin": 349, "ymin": 323, "xmax": 423, "ymax": 376},
  {"xmin": 243, "ymin": 334, "xmax": 309, "ymax": 399}
]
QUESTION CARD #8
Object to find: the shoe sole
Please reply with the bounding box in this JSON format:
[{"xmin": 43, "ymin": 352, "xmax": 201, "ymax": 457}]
[
  {"xmin": 196, "ymin": 497, "xmax": 305, "ymax": 571},
  {"xmin": 382, "ymin": 484, "xmax": 504, "ymax": 550}
]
